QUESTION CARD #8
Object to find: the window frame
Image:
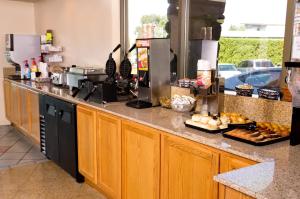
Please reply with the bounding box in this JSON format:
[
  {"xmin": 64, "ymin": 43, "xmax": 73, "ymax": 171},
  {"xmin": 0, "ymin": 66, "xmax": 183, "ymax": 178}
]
[{"xmin": 120, "ymin": 0, "xmax": 294, "ymax": 85}]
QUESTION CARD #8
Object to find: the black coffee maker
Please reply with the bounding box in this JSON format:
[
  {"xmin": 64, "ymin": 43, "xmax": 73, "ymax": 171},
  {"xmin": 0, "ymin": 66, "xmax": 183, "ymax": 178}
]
[{"xmin": 285, "ymin": 62, "xmax": 300, "ymax": 146}]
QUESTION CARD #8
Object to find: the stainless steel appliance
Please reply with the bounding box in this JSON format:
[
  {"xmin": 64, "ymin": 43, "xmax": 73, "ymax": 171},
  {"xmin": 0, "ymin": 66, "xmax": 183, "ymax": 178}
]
[
  {"xmin": 51, "ymin": 72, "xmax": 66, "ymax": 86},
  {"xmin": 126, "ymin": 39, "xmax": 171, "ymax": 108},
  {"xmin": 66, "ymin": 66, "xmax": 107, "ymax": 90},
  {"xmin": 5, "ymin": 34, "xmax": 41, "ymax": 78}
]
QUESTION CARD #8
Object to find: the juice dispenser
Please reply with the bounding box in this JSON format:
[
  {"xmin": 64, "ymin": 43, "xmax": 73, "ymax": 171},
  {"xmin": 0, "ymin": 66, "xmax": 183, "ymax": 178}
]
[
  {"xmin": 285, "ymin": 62, "xmax": 300, "ymax": 145},
  {"xmin": 126, "ymin": 38, "xmax": 171, "ymax": 109}
]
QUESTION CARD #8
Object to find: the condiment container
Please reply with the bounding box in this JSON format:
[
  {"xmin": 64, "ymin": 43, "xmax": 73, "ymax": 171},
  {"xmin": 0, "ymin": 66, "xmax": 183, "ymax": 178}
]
[{"xmin": 196, "ymin": 60, "xmax": 215, "ymax": 87}]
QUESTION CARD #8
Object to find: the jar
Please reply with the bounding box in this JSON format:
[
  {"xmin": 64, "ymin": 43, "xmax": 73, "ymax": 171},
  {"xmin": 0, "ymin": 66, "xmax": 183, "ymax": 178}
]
[{"xmin": 196, "ymin": 60, "xmax": 215, "ymax": 87}]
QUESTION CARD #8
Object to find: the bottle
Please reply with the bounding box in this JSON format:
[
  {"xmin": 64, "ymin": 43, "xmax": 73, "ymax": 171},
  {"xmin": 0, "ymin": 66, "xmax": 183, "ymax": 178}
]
[
  {"xmin": 31, "ymin": 58, "xmax": 38, "ymax": 72},
  {"xmin": 46, "ymin": 30, "xmax": 53, "ymax": 44},
  {"xmin": 24, "ymin": 60, "xmax": 31, "ymax": 79}
]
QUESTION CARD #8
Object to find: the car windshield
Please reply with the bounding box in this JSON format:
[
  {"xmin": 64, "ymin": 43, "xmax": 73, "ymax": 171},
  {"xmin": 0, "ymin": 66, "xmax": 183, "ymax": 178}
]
[
  {"xmin": 219, "ymin": 64, "xmax": 237, "ymax": 71},
  {"xmin": 255, "ymin": 61, "xmax": 274, "ymax": 68},
  {"xmin": 238, "ymin": 61, "xmax": 253, "ymax": 68}
]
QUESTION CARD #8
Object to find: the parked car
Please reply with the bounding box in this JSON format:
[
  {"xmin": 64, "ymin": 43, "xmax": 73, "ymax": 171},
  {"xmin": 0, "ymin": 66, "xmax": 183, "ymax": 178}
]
[
  {"xmin": 218, "ymin": 63, "xmax": 241, "ymax": 79},
  {"xmin": 224, "ymin": 68, "xmax": 282, "ymax": 94},
  {"xmin": 237, "ymin": 59, "xmax": 277, "ymax": 73}
]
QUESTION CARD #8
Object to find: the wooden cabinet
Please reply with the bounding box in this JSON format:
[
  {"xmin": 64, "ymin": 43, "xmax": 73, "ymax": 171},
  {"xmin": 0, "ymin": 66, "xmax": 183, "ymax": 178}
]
[
  {"xmin": 28, "ymin": 90, "xmax": 40, "ymax": 143},
  {"xmin": 220, "ymin": 153, "xmax": 256, "ymax": 173},
  {"xmin": 219, "ymin": 186, "xmax": 254, "ymax": 199},
  {"xmin": 219, "ymin": 153, "xmax": 257, "ymax": 199},
  {"xmin": 122, "ymin": 120, "xmax": 161, "ymax": 199},
  {"xmin": 10, "ymin": 83, "xmax": 21, "ymax": 126},
  {"xmin": 161, "ymin": 134, "xmax": 219, "ymax": 199},
  {"xmin": 5, "ymin": 82, "xmax": 40, "ymax": 143},
  {"xmin": 3, "ymin": 80, "xmax": 12, "ymax": 121},
  {"xmin": 96, "ymin": 112, "xmax": 121, "ymax": 199},
  {"xmin": 77, "ymin": 105, "xmax": 98, "ymax": 184},
  {"xmin": 19, "ymin": 87, "xmax": 30, "ymax": 133}
]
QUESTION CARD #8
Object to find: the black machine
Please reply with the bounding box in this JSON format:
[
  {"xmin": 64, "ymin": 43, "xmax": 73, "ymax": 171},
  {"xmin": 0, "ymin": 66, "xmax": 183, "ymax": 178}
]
[
  {"xmin": 39, "ymin": 94, "xmax": 84, "ymax": 182},
  {"xmin": 72, "ymin": 44, "xmax": 137, "ymax": 103}
]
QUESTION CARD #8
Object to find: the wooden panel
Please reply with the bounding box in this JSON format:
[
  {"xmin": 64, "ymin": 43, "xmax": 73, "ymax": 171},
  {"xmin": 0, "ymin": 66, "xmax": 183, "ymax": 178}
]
[
  {"xmin": 19, "ymin": 88, "xmax": 30, "ymax": 134},
  {"xmin": 122, "ymin": 120, "xmax": 161, "ymax": 199},
  {"xmin": 96, "ymin": 111, "xmax": 121, "ymax": 199},
  {"xmin": 3, "ymin": 80, "xmax": 12, "ymax": 121},
  {"xmin": 28, "ymin": 90, "xmax": 40, "ymax": 143},
  {"xmin": 219, "ymin": 153, "xmax": 257, "ymax": 198},
  {"xmin": 10, "ymin": 84, "xmax": 21, "ymax": 126},
  {"xmin": 219, "ymin": 185, "xmax": 254, "ymax": 199},
  {"xmin": 220, "ymin": 153, "xmax": 257, "ymax": 174},
  {"xmin": 161, "ymin": 134, "xmax": 219, "ymax": 199},
  {"xmin": 77, "ymin": 105, "xmax": 97, "ymax": 184}
]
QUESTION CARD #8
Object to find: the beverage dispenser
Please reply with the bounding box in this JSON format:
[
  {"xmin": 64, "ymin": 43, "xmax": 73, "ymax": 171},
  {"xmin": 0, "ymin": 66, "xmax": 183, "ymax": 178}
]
[{"xmin": 126, "ymin": 39, "xmax": 171, "ymax": 109}]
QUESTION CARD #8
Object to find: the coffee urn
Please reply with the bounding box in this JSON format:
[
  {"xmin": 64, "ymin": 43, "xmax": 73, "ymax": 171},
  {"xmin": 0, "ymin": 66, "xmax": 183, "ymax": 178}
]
[
  {"xmin": 285, "ymin": 62, "xmax": 300, "ymax": 145},
  {"xmin": 126, "ymin": 38, "xmax": 171, "ymax": 109}
]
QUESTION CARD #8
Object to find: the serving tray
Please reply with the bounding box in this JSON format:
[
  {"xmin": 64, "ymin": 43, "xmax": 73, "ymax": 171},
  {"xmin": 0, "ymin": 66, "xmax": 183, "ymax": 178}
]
[
  {"xmin": 228, "ymin": 121, "xmax": 256, "ymax": 128},
  {"xmin": 223, "ymin": 132, "xmax": 290, "ymax": 146},
  {"xmin": 184, "ymin": 122, "xmax": 233, "ymax": 134}
]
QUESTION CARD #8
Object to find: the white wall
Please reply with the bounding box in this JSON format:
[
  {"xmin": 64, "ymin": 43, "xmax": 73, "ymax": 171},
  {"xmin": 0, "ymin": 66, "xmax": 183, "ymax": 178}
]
[
  {"xmin": 0, "ymin": 0, "xmax": 36, "ymax": 125},
  {"xmin": 34, "ymin": 0, "xmax": 121, "ymax": 67}
]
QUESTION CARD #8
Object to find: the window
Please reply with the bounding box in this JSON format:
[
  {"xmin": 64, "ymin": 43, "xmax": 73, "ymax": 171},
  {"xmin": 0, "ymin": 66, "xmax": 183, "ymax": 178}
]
[
  {"xmin": 127, "ymin": 0, "xmax": 170, "ymax": 75},
  {"xmin": 219, "ymin": 0, "xmax": 287, "ymax": 94}
]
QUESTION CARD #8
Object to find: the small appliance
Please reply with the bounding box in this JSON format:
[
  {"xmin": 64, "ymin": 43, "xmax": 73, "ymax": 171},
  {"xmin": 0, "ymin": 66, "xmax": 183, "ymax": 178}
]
[
  {"xmin": 51, "ymin": 72, "xmax": 67, "ymax": 86},
  {"xmin": 5, "ymin": 34, "xmax": 41, "ymax": 79},
  {"xmin": 66, "ymin": 66, "xmax": 107, "ymax": 90},
  {"xmin": 126, "ymin": 38, "xmax": 171, "ymax": 109}
]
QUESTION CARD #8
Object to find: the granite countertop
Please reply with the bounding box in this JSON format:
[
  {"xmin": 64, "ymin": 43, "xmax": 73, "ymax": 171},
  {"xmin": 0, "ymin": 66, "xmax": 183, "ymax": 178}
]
[{"xmin": 7, "ymin": 79, "xmax": 300, "ymax": 199}]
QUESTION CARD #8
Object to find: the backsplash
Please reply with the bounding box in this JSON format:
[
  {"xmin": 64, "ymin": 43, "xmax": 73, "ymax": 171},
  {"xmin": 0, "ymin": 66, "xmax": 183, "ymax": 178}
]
[{"xmin": 171, "ymin": 86, "xmax": 292, "ymax": 125}]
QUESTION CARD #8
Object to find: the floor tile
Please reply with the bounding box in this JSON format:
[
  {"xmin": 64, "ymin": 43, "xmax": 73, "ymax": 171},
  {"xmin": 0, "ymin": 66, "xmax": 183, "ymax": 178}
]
[
  {"xmin": 22, "ymin": 151, "xmax": 46, "ymax": 160},
  {"xmin": 0, "ymin": 146, "xmax": 11, "ymax": 153},
  {"xmin": 0, "ymin": 159, "xmax": 19, "ymax": 168},
  {"xmin": 2, "ymin": 161, "xmax": 107, "ymax": 199},
  {"xmin": 0, "ymin": 131, "xmax": 8, "ymax": 139},
  {"xmin": 0, "ymin": 137, "xmax": 19, "ymax": 146},
  {"xmin": 6, "ymin": 140, "xmax": 32, "ymax": 153},
  {"xmin": 0, "ymin": 152, "xmax": 26, "ymax": 160}
]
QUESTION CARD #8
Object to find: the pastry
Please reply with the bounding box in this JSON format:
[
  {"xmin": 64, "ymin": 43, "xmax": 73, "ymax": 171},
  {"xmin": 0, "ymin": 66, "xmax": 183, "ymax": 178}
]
[{"xmin": 191, "ymin": 114, "xmax": 202, "ymax": 122}]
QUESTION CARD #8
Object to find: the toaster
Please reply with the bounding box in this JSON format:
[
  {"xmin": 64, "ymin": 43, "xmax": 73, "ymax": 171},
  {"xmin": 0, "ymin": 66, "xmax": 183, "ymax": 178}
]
[{"xmin": 51, "ymin": 72, "xmax": 66, "ymax": 86}]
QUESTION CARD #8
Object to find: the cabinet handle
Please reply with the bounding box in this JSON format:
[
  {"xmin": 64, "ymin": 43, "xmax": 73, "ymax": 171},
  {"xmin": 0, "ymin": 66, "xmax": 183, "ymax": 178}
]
[{"xmin": 58, "ymin": 110, "xmax": 64, "ymax": 117}]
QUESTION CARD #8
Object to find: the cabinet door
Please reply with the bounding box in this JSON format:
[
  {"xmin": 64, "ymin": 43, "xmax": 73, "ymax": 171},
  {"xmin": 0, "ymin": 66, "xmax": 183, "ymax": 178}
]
[
  {"xmin": 19, "ymin": 88, "xmax": 30, "ymax": 134},
  {"xmin": 220, "ymin": 154, "xmax": 256, "ymax": 173},
  {"xmin": 122, "ymin": 120, "xmax": 161, "ymax": 199},
  {"xmin": 4, "ymin": 80, "xmax": 12, "ymax": 121},
  {"xmin": 219, "ymin": 154, "xmax": 257, "ymax": 199},
  {"xmin": 96, "ymin": 112, "xmax": 121, "ymax": 199},
  {"xmin": 28, "ymin": 90, "xmax": 40, "ymax": 143},
  {"xmin": 57, "ymin": 101, "xmax": 77, "ymax": 177},
  {"xmin": 161, "ymin": 134, "xmax": 219, "ymax": 199},
  {"xmin": 77, "ymin": 105, "xmax": 97, "ymax": 184},
  {"xmin": 44, "ymin": 97, "xmax": 59, "ymax": 164},
  {"xmin": 219, "ymin": 186, "xmax": 254, "ymax": 199},
  {"xmin": 10, "ymin": 84, "xmax": 21, "ymax": 126}
]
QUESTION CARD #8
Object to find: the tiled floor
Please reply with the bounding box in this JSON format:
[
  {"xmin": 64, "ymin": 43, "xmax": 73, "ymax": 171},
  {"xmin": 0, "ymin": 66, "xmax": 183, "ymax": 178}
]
[
  {"xmin": 0, "ymin": 125, "xmax": 107, "ymax": 198},
  {"xmin": 0, "ymin": 125, "xmax": 47, "ymax": 169},
  {"xmin": 0, "ymin": 161, "xmax": 106, "ymax": 199}
]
